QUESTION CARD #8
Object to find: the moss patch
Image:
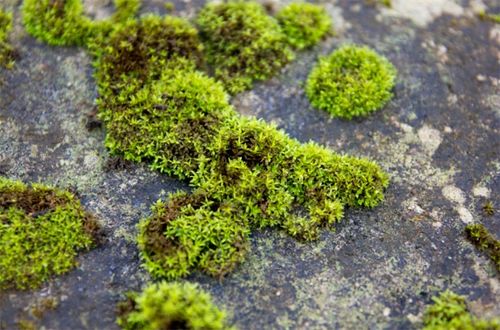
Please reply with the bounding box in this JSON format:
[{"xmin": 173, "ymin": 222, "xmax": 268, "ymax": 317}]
[
  {"xmin": 423, "ymin": 291, "xmax": 500, "ymax": 329},
  {"xmin": 306, "ymin": 45, "xmax": 397, "ymax": 119},
  {"xmin": 196, "ymin": 1, "xmax": 294, "ymax": 94},
  {"xmin": 22, "ymin": 0, "xmax": 139, "ymax": 46},
  {"xmin": 465, "ymin": 223, "xmax": 500, "ymax": 273},
  {"xmin": 0, "ymin": 8, "xmax": 15, "ymax": 69},
  {"xmin": 0, "ymin": 177, "xmax": 101, "ymax": 290},
  {"xmin": 117, "ymin": 282, "xmax": 235, "ymax": 330},
  {"xmin": 277, "ymin": 3, "xmax": 332, "ymax": 50}
]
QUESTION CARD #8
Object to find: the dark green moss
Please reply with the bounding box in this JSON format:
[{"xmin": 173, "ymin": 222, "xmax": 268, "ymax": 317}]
[
  {"xmin": 306, "ymin": 44, "xmax": 397, "ymax": 119},
  {"xmin": 482, "ymin": 201, "xmax": 494, "ymax": 216},
  {"xmin": 196, "ymin": 1, "xmax": 294, "ymax": 94},
  {"xmin": 0, "ymin": 177, "xmax": 101, "ymax": 290},
  {"xmin": 465, "ymin": 223, "xmax": 500, "ymax": 272},
  {"xmin": 423, "ymin": 291, "xmax": 500, "ymax": 330},
  {"xmin": 0, "ymin": 8, "xmax": 15, "ymax": 69},
  {"xmin": 276, "ymin": 2, "xmax": 332, "ymax": 50},
  {"xmin": 116, "ymin": 282, "xmax": 235, "ymax": 330}
]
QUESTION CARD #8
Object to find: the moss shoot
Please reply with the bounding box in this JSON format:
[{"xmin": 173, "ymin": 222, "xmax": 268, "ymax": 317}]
[
  {"xmin": 306, "ymin": 45, "xmax": 397, "ymax": 119},
  {"xmin": 0, "ymin": 8, "xmax": 15, "ymax": 69},
  {"xmin": 465, "ymin": 223, "xmax": 500, "ymax": 273},
  {"xmin": 0, "ymin": 177, "xmax": 101, "ymax": 290},
  {"xmin": 117, "ymin": 282, "xmax": 234, "ymax": 330},
  {"xmin": 276, "ymin": 3, "xmax": 332, "ymax": 50},
  {"xmin": 196, "ymin": 1, "xmax": 294, "ymax": 94},
  {"xmin": 423, "ymin": 291, "xmax": 500, "ymax": 330}
]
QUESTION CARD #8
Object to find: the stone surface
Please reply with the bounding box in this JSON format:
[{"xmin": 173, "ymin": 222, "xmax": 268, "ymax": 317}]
[{"xmin": 0, "ymin": 0, "xmax": 499, "ymax": 329}]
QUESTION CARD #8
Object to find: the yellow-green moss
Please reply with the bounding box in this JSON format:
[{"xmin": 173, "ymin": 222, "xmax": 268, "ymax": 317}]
[
  {"xmin": 0, "ymin": 8, "xmax": 15, "ymax": 69},
  {"xmin": 22, "ymin": 0, "xmax": 140, "ymax": 46},
  {"xmin": 0, "ymin": 177, "xmax": 101, "ymax": 290},
  {"xmin": 423, "ymin": 291, "xmax": 500, "ymax": 330},
  {"xmin": 117, "ymin": 282, "xmax": 235, "ymax": 330},
  {"xmin": 196, "ymin": 1, "xmax": 294, "ymax": 94},
  {"xmin": 276, "ymin": 2, "xmax": 332, "ymax": 50},
  {"xmin": 306, "ymin": 44, "xmax": 397, "ymax": 119},
  {"xmin": 465, "ymin": 223, "xmax": 500, "ymax": 272}
]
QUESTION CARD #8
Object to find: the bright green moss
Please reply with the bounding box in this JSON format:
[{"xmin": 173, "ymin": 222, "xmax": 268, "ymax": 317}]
[
  {"xmin": 465, "ymin": 223, "xmax": 500, "ymax": 272},
  {"xmin": 117, "ymin": 282, "xmax": 235, "ymax": 330},
  {"xmin": 276, "ymin": 3, "xmax": 332, "ymax": 50},
  {"xmin": 196, "ymin": 1, "xmax": 294, "ymax": 94},
  {"xmin": 477, "ymin": 10, "xmax": 500, "ymax": 24},
  {"xmin": 22, "ymin": 0, "xmax": 139, "ymax": 46},
  {"xmin": 306, "ymin": 45, "xmax": 397, "ymax": 119},
  {"xmin": 423, "ymin": 291, "xmax": 500, "ymax": 330},
  {"xmin": 0, "ymin": 8, "xmax": 15, "ymax": 69},
  {"xmin": 0, "ymin": 177, "xmax": 100, "ymax": 290},
  {"xmin": 21, "ymin": 0, "xmax": 389, "ymax": 280}
]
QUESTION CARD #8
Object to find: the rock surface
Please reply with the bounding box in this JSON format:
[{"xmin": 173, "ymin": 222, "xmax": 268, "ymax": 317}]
[{"xmin": 0, "ymin": 0, "xmax": 499, "ymax": 329}]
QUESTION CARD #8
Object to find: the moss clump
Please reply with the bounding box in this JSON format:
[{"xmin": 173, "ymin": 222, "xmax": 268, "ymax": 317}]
[
  {"xmin": 196, "ymin": 1, "xmax": 294, "ymax": 94},
  {"xmin": 0, "ymin": 8, "xmax": 15, "ymax": 69},
  {"xmin": 477, "ymin": 10, "xmax": 500, "ymax": 24},
  {"xmin": 276, "ymin": 3, "xmax": 332, "ymax": 50},
  {"xmin": 119, "ymin": 69, "xmax": 388, "ymax": 279},
  {"xmin": 306, "ymin": 45, "xmax": 397, "ymax": 119},
  {"xmin": 117, "ymin": 282, "xmax": 235, "ymax": 330},
  {"xmin": 465, "ymin": 223, "xmax": 500, "ymax": 272},
  {"xmin": 423, "ymin": 291, "xmax": 500, "ymax": 330},
  {"xmin": 0, "ymin": 177, "xmax": 100, "ymax": 290},
  {"xmin": 22, "ymin": 0, "xmax": 139, "ymax": 46}
]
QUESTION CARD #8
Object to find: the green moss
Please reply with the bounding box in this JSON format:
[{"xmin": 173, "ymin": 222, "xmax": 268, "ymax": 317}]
[
  {"xmin": 477, "ymin": 10, "xmax": 500, "ymax": 24},
  {"xmin": 0, "ymin": 8, "xmax": 15, "ymax": 69},
  {"xmin": 306, "ymin": 45, "xmax": 397, "ymax": 119},
  {"xmin": 22, "ymin": 0, "xmax": 139, "ymax": 46},
  {"xmin": 196, "ymin": 1, "xmax": 294, "ymax": 94},
  {"xmin": 465, "ymin": 223, "xmax": 500, "ymax": 272},
  {"xmin": 276, "ymin": 3, "xmax": 332, "ymax": 50},
  {"xmin": 0, "ymin": 177, "xmax": 101, "ymax": 290},
  {"xmin": 423, "ymin": 291, "xmax": 500, "ymax": 330},
  {"xmin": 117, "ymin": 282, "xmax": 235, "ymax": 330},
  {"xmin": 482, "ymin": 201, "xmax": 494, "ymax": 216}
]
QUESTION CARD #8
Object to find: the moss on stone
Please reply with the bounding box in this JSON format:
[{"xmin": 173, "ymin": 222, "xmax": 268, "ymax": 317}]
[
  {"xmin": 116, "ymin": 282, "xmax": 235, "ymax": 330},
  {"xmin": 276, "ymin": 2, "xmax": 332, "ymax": 50},
  {"xmin": 306, "ymin": 45, "xmax": 397, "ymax": 119},
  {"xmin": 465, "ymin": 223, "xmax": 500, "ymax": 272},
  {"xmin": 0, "ymin": 177, "xmax": 101, "ymax": 290},
  {"xmin": 423, "ymin": 291, "xmax": 500, "ymax": 330},
  {"xmin": 196, "ymin": 1, "xmax": 294, "ymax": 94},
  {"xmin": 22, "ymin": 0, "xmax": 139, "ymax": 46},
  {"xmin": 0, "ymin": 8, "xmax": 15, "ymax": 69}
]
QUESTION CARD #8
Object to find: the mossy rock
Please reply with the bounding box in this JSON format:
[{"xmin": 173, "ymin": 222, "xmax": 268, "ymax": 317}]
[
  {"xmin": 117, "ymin": 281, "xmax": 235, "ymax": 330},
  {"xmin": 0, "ymin": 8, "xmax": 15, "ymax": 68},
  {"xmin": 277, "ymin": 2, "xmax": 332, "ymax": 50},
  {"xmin": 306, "ymin": 44, "xmax": 397, "ymax": 119},
  {"xmin": 0, "ymin": 177, "xmax": 101, "ymax": 290}
]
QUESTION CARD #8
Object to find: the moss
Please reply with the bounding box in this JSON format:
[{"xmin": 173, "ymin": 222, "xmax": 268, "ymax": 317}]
[
  {"xmin": 0, "ymin": 177, "xmax": 101, "ymax": 290},
  {"xmin": 482, "ymin": 201, "xmax": 494, "ymax": 216},
  {"xmin": 22, "ymin": 0, "xmax": 139, "ymax": 46},
  {"xmin": 465, "ymin": 223, "xmax": 500, "ymax": 272},
  {"xmin": 0, "ymin": 8, "xmax": 15, "ymax": 69},
  {"xmin": 477, "ymin": 10, "xmax": 500, "ymax": 24},
  {"xmin": 120, "ymin": 69, "xmax": 388, "ymax": 278},
  {"xmin": 21, "ymin": 0, "xmax": 389, "ymax": 280},
  {"xmin": 423, "ymin": 291, "xmax": 500, "ymax": 330},
  {"xmin": 116, "ymin": 282, "xmax": 235, "ymax": 330},
  {"xmin": 196, "ymin": 1, "xmax": 294, "ymax": 94},
  {"xmin": 276, "ymin": 3, "xmax": 332, "ymax": 50},
  {"xmin": 306, "ymin": 45, "xmax": 397, "ymax": 119}
]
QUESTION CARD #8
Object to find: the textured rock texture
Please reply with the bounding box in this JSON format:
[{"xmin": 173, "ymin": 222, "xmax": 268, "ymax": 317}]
[{"xmin": 0, "ymin": 0, "xmax": 499, "ymax": 329}]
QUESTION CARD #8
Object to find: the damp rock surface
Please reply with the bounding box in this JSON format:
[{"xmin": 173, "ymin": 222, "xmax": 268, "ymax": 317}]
[{"xmin": 1, "ymin": 0, "xmax": 499, "ymax": 329}]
